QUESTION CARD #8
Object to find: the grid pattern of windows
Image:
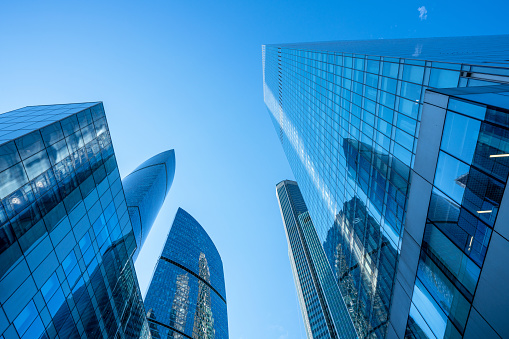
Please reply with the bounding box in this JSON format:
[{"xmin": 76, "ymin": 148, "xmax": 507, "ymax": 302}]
[
  {"xmin": 406, "ymin": 89, "xmax": 509, "ymax": 339},
  {"xmin": 263, "ymin": 36, "xmax": 509, "ymax": 338},
  {"xmin": 277, "ymin": 180, "xmax": 356, "ymax": 339},
  {"xmin": 144, "ymin": 208, "xmax": 228, "ymax": 339},
  {"xmin": 0, "ymin": 103, "xmax": 149, "ymax": 339}
]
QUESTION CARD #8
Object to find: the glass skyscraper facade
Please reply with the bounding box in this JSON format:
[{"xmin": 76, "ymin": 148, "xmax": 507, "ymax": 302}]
[
  {"xmin": 276, "ymin": 180, "xmax": 357, "ymax": 339},
  {"xmin": 0, "ymin": 103, "xmax": 149, "ymax": 339},
  {"xmin": 144, "ymin": 207, "xmax": 228, "ymax": 339},
  {"xmin": 123, "ymin": 149, "xmax": 175, "ymax": 261},
  {"xmin": 263, "ymin": 35, "xmax": 509, "ymax": 338}
]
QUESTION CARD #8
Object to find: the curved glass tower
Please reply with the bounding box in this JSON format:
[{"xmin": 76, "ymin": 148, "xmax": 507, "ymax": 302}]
[
  {"xmin": 144, "ymin": 207, "xmax": 228, "ymax": 339},
  {"xmin": 122, "ymin": 149, "xmax": 175, "ymax": 260}
]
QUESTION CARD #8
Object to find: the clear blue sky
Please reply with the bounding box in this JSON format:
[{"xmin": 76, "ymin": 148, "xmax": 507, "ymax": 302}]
[{"xmin": 1, "ymin": 1, "xmax": 508, "ymax": 338}]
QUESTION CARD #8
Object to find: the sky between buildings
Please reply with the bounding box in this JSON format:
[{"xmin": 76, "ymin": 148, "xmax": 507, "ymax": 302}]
[{"xmin": 1, "ymin": 1, "xmax": 508, "ymax": 338}]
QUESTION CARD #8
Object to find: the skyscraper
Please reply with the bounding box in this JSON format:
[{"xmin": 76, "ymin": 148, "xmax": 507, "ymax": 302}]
[
  {"xmin": 276, "ymin": 180, "xmax": 357, "ymax": 339},
  {"xmin": 0, "ymin": 102, "xmax": 150, "ymax": 338},
  {"xmin": 123, "ymin": 149, "xmax": 176, "ymax": 260},
  {"xmin": 263, "ymin": 36, "xmax": 509, "ymax": 338},
  {"xmin": 144, "ymin": 207, "xmax": 228, "ymax": 339}
]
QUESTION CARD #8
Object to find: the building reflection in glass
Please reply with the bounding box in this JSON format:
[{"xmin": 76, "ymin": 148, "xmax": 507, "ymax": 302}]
[{"xmin": 144, "ymin": 208, "xmax": 227, "ymax": 339}]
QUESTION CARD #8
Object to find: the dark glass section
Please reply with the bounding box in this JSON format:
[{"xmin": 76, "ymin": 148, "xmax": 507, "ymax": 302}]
[
  {"xmin": 144, "ymin": 208, "xmax": 228, "ymax": 339},
  {"xmin": 122, "ymin": 149, "xmax": 175, "ymax": 260}
]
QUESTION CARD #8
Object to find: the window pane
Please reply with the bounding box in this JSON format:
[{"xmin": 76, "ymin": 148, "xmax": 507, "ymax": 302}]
[
  {"xmin": 0, "ymin": 163, "xmax": 28, "ymax": 199},
  {"xmin": 0, "ymin": 142, "xmax": 20, "ymax": 172},
  {"xmin": 434, "ymin": 152, "xmax": 469, "ymax": 204},
  {"xmin": 402, "ymin": 65, "xmax": 424, "ymax": 84},
  {"xmin": 441, "ymin": 112, "xmax": 481, "ymax": 164},
  {"xmin": 429, "ymin": 68, "xmax": 460, "ymax": 88}
]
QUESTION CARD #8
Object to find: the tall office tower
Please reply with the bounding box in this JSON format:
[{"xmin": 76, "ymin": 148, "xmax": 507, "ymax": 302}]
[
  {"xmin": 263, "ymin": 36, "xmax": 509, "ymax": 338},
  {"xmin": 122, "ymin": 149, "xmax": 175, "ymax": 260},
  {"xmin": 276, "ymin": 180, "xmax": 357, "ymax": 339},
  {"xmin": 144, "ymin": 208, "xmax": 228, "ymax": 339},
  {"xmin": 0, "ymin": 103, "xmax": 150, "ymax": 339}
]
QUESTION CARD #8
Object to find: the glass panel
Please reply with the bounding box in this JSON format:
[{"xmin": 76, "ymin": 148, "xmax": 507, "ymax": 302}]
[
  {"xmin": 367, "ymin": 59, "xmax": 379, "ymax": 74},
  {"xmin": 381, "ymin": 77, "xmax": 397, "ymax": 93},
  {"xmin": 402, "ymin": 65, "xmax": 425, "ymax": 84},
  {"xmin": 412, "ymin": 279, "xmax": 448, "ymax": 339},
  {"xmin": 429, "ymin": 68, "xmax": 460, "ymax": 88},
  {"xmin": 14, "ymin": 301, "xmax": 38, "ymax": 337},
  {"xmin": 474, "ymin": 122, "xmax": 509, "ymax": 182},
  {"xmin": 399, "ymin": 98, "xmax": 420, "ymax": 119},
  {"xmin": 407, "ymin": 303, "xmax": 436, "ymax": 339},
  {"xmin": 41, "ymin": 273, "xmax": 60, "ymax": 303},
  {"xmin": 396, "ymin": 114, "xmax": 417, "ymax": 136},
  {"xmin": 382, "ymin": 62, "xmax": 399, "ymax": 78},
  {"xmin": 441, "ymin": 112, "xmax": 481, "ymax": 164},
  {"xmin": 60, "ymin": 115, "xmax": 79, "ymax": 137},
  {"xmin": 417, "ymin": 254, "xmax": 470, "ymax": 332},
  {"xmin": 0, "ymin": 163, "xmax": 28, "ymax": 199},
  {"xmin": 434, "ymin": 152, "xmax": 469, "ymax": 204},
  {"xmin": 400, "ymin": 82, "xmax": 422, "ymax": 102},
  {"xmin": 40, "ymin": 122, "xmax": 64, "ymax": 147},
  {"xmin": 23, "ymin": 150, "xmax": 51, "ymax": 180},
  {"xmin": 15, "ymin": 131, "xmax": 44, "ymax": 160},
  {"xmin": 423, "ymin": 221, "xmax": 480, "ymax": 294},
  {"xmin": 448, "ymin": 99, "xmax": 486, "ymax": 120},
  {"xmin": 0, "ymin": 142, "xmax": 20, "ymax": 172},
  {"xmin": 47, "ymin": 139, "xmax": 69, "ymax": 166}
]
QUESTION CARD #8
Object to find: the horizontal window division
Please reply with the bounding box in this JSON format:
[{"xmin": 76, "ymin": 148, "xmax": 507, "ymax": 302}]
[
  {"xmin": 147, "ymin": 318, "xmax": 192, "ymax": 339},
  {"xmin": 159, "ymin": 255, "xmax": 227, "ymax": 304}
]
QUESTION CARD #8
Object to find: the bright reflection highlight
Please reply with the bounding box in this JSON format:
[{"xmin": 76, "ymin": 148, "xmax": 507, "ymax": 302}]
[
  {"xmin": 489, "ymin": 154, "xmax": 509, "ymax": 158},
  {"xmin": 477, "ymin": 210, "xmax": 493, "ymax": 214}
]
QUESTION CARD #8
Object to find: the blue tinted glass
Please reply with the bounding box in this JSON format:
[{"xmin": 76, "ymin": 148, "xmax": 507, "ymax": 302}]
[
  {"xmin": 434, "ymin": 152, "xmax": 469, "ymax": 204},
  {"xmin": 412, "ymin": 279, "xmax": 447, "ymax": 339},
  {"xmin": 15, "ymin": 131, "xmax": 44, "ymax": 160},
  {"xmin": 0, "ymin": 142, "xmax": 20, "ymax": 172},
  {"xmin": 62, "ymin": 250, "xmax": 77, "ymax": 275},
  {"xmin": 429, "ymin": 68, "xmax": 460, "ymax": 88},
  {"xmin": 14, "ymin": 301, "xmax": 38, "ymax": 337},
  {"xmin": 402, "ymin": 65, "xmax": 424, "ymax": 84},
  {"xmin": 20, "ymin": 316, "xmax": 44, "ymax": 339},
  {"xmin": 441, "ymin": 112, "xmax": 481, "ymax": 164},
  {"xmin": 41, "ymin": 273, "xmax": 59, "ymax": 303},
  {"xmin": 47, "ymin": 288, "xmax": 65, "ymax": 317},
  {"xmin": 448, "ymin": 99, "xmax": 486, "ymax": 120}
]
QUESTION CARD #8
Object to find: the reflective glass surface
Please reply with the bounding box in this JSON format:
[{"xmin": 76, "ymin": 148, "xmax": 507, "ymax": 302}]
[
  {"xmin": 276, "ymin": 180, "xmax": 356, "ymax": 339},
  {"xmin": 122, "ymin": 149, "xmax": 176, "ymax": 260},
  {"xmin": 406, "ymin": 93, "xmax": 509, "ymax": 338},
  {"xmin": 144, "ymin": 208, "xmax": 228, "ymax": 339},
  {"xmin": 263, "ymin": 36, "xmax": 509, "ymax": 338},
  {"xmin": 0, "ymin": 103, "xmax": 149, "ymax": 339}
]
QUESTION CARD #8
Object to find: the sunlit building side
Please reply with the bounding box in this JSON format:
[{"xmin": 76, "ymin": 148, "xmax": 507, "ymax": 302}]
[{"xmin": 263, "ymin": 36, "xmax": 509, "ymax": 338}]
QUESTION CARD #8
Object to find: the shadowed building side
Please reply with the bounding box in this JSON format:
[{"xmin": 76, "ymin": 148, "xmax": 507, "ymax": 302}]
[{"xmin": 122, "ymin": 149, "xmax": 175, "ymax": 260}]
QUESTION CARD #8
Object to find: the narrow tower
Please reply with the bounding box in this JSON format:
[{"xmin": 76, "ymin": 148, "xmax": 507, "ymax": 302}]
[{"xmin": 276, "ymin": 180, "xmax": 357, "ymax": 339}]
